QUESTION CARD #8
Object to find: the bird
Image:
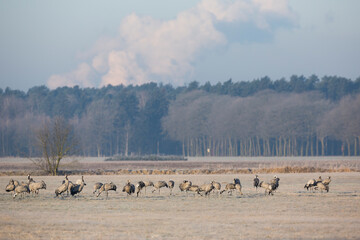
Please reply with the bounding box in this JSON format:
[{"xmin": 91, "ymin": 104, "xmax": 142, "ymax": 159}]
[
  {"xmin": 152, "ymin": 181, "xmax": 168, "ymax": 194},
  {"xmin": 122, "ymin": 180, "xmax": 135, "ymax": 196},
  {"xmin": 253, "ymin": 175, "xmax": 260, "ymax": 191}
]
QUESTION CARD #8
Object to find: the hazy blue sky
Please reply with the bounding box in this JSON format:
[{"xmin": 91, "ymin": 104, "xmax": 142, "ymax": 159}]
[{"xmin": 1, "ymin": 0, "xmax": 359, "ymax": 91}]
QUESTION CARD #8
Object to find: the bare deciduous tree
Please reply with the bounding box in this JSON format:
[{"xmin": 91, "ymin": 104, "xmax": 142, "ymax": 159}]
[{"xmin": 32, "ymin": 116, "xmax": 77, "ymax": 175}]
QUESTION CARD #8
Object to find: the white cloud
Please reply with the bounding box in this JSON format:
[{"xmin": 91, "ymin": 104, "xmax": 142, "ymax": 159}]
[
  {"xmin": 101, "ymin": 51, "xmax": 147, "ymax": 86},
  {"xmin": 199, "ymin": 0, "xmax": 253, "ymax": 22},
  {"xmin": 47, "ymin": 0, "xmax": 295, "ymax": 88},
  {"xmin": 47, "ymin": 63, "xmax": 96, "ymax": 89},
  {"xmin": 253, "ymin": 0, "xmax": 292, "ymax": 16},
  {"xmin": 91, "ymin": 53, "xmax": 108, "ymax": 74}
]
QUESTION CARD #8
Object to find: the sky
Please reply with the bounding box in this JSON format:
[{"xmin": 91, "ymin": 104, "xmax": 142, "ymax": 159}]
[{"xmin": 0, "ymin": 0, "xmax": 359, "ymax": 91}]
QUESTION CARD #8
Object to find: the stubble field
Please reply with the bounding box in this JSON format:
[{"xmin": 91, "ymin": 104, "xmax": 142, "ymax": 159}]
[{"xmin": 1, "ymin": 171, "xmax": 360, "ymax": 240}]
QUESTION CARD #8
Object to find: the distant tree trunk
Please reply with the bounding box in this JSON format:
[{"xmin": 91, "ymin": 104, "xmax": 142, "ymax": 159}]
[
  {"xmin": 287, "ymin": 137, "xmax": 291, "ymax": 156},
  {"xmin": 305, "ymin": 136, "xmax": 309, "ymax": 156},
  {"xmin": 116, "ymin": 135, "xmax": 120, "ymax": 155},
  {"xmin": 282, "ymin": 137, "xmax": 286, "ymax": 156},
  {"xmin": 221, "ymin": 138, "xmax": 225, "ymax": 156},
  {"xmin": 354, "ymin": 137, "xmax": 357, "ymax": 156},
  {"xmin": 124, "ymin": 132, "xmax": 129, "ymax": 156},
  {"xmin": 186, "ymin": 138, "xmax": 190, "ymax": 157},
  {"xmin": 228, "ymin": 137, "xmax": 233, "ymax": 156},
  {"xmin": 189, "ymin": 138, "xmax": 193, "ymax": 157},
  {"xmin": 244, "ymin": 139, "xmax": 248, "ymax": 156},
  {"xmin": 157, "ymin": 141, "xmax": 160, "ymax": 155},
  {"xmin": 346, "ymin": 139, "xmax": 351, "ymax": 156},
  {"xmin": 239, "ymin": 140, "xmax": 243, "ymax": 156},
  {"xmin": 215, "ymin": 139, "xmax": 219, "ymax": 156},
  {"xmin": 252, "ymin": 138, "xmax": 256, "ymax": 156},
  {"xmin": 235, "ymin": 139, "xmax": 238, "ymax": 156},
  {"xmin": 292, "ymin": 136, "xmax": 298, "ymax": 156},
  {"xmin": 182, "ymin": 139, "xmax": 186, "ymax": 157},
  {"xmin": 310, "ymin": 136, "xmax": 314, "ymax": 156},
  {"xmin": 203, "ymin": 136, "xmax": 206, "ymax": 156},
  {"xmin": 320, "ymin": 137, "xmax": 325, "ymax": 156},
  {"xmin": 256, "ymin": 136, "xmax": 261, "ymax": 156},
  {"xmin": 191, "ymin": 138, "xmax": 194, "ymax": 156},
  {"xmin": 266, "ymin": 138, "xmax": 271, "ymax": 156},
  {"xmin": 198, "ymin": 138, "xmax": 202, "ymax": 156},
  {"xmin": 1, "ymin": 131, "xmax": 4, "ymax": 156},
  {"xmin": 186, "ymin": 138, "xmax": 189, "ymax": 157},
  {"xmin": 194, "ymin": 138, "xmax": 198, "ymax": 156},
  {"xmin": 300, "ymin": 140, "xmax": 304, "ymax": 156},
  {"xmin": 97, "ymin": 144, "xmax": 101, "ymax": 157},
  {"xmin": 248, "ymin": 138, "xmax": 252, "ymax": 156}
]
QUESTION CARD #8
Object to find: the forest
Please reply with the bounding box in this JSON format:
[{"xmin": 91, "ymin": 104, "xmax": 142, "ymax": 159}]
[{"xmin": 1, "ymin": 74, "xmax": 360, "ymax": 157}]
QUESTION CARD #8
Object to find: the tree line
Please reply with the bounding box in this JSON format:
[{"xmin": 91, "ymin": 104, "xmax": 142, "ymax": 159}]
[{"xmin": 0, "ymin": 75, "xmax": 359, "ymax": 157}]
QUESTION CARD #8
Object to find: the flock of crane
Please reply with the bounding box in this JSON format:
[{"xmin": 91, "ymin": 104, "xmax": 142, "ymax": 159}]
[{"xmin": 5, "ymin": 174, "xmax": 332, "ymax": 199}]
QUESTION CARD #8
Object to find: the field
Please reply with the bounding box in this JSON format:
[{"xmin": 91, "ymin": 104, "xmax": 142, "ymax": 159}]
[
  {"xmin": 1, "ymin": 170, "xmax": 360, "ymax": 239},
  {"xmin": 1, "ymin": 156, "xmax": 360, "ymax": 175}
]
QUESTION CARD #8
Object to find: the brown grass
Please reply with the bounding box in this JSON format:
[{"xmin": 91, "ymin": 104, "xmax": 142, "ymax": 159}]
[
  {"xmin": 0, "ymin": 157, "xmax": 359, "ymax": 176},
  {"xmin": 0, "ymin": 166, "xmax": 358, "ymax": 177}
]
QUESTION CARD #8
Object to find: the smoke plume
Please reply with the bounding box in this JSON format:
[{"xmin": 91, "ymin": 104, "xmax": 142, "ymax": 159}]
[{"xmin": 47, "ymin": 0, "xmax": 295, "ymax": 89}]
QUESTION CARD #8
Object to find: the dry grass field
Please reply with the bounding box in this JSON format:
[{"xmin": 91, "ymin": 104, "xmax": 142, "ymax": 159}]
[
  {"xmin": 1, "ymin": 172, "xmax": 360, "ymax": 240},
  {"xmin": 1, "ymin": 156, "xmax": 359, "ymax": 176}
]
